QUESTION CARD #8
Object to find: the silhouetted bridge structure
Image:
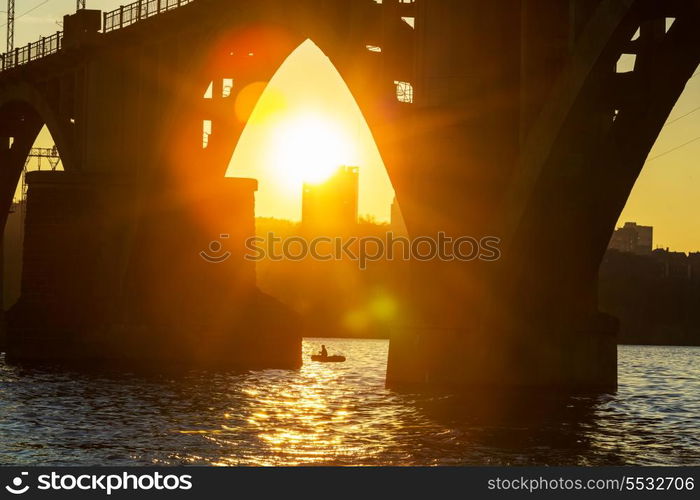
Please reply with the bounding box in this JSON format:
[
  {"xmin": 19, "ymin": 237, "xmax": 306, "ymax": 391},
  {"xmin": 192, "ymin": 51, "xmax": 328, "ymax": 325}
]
[{"xmin": 0, "ymin": 0, "xmax": 698, "ymax": 391}]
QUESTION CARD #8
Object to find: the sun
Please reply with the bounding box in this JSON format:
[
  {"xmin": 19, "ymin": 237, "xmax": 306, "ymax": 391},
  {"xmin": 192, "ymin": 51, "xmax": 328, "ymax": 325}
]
[{"xmin": 268, "ymin": 113, "xmax": 357, "ymax": 189}]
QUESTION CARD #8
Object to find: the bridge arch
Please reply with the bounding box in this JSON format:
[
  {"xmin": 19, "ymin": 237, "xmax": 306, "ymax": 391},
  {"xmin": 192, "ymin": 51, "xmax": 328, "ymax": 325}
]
[
  {"xmin": 488, "ymin": 0, "xmax": 700, "ymax": 370},
  {"xmin": 0, "ymin": 81, "xmax": 76, "ymax": 168},
  {"xmin": 0, "ymin": 84, "xmax": 76, "ymax": 217},
  {"xmin": 161, "ymin": 0, "xmax": 407, "ymax": 225},
  {"xmin": 0, "ymin": 82, "xmax": 77, "ymax": 311},
  {"xmin": 508, "ymin": 0, "xmax": 700, "ymax": 244}
]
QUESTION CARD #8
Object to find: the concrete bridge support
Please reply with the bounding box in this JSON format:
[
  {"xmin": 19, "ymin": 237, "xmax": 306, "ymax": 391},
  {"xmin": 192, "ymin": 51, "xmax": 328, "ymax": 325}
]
[
  {"xmin": 7, "ymin": 171, "xmax": 301, "ymax": 368},
  {"xmin": 386, "ymin": 0, "xmax": 698, "ymax": 392}
]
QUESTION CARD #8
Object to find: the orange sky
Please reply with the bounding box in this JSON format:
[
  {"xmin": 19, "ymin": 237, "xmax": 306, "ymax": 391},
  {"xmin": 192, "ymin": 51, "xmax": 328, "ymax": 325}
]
[{"xmin": 16, "ymin": 2, "xmax": 700, "ymax": 250}]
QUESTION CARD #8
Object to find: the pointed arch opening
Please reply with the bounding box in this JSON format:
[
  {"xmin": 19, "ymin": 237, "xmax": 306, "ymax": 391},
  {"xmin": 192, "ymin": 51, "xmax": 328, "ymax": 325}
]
[
  {"xmin": 214, "ymin": 39, "xmax": 408, "ymax": 339},
  {"xmin": 3, "ymin": 124, "xmax": 64, "ymax": 310},
  {"xmin": 600, "ymin": 59, "xmax": 700, "ymax": 346},
  {"xmin": 227, "ymin": 39, "xmax": 400, "ymax": 227}
]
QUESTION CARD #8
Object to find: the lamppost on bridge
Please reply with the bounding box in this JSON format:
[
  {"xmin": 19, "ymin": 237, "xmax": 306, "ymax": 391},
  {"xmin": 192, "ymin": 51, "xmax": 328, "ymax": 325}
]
[{"xmin": 77, "ymin": 1, "xmax": 86, "ymax": 10}]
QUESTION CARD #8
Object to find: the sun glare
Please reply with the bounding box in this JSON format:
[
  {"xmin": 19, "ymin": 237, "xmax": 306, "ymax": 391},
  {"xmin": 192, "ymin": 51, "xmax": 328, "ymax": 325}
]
[
  {"xmin": 228, "ymin": 39, "xmax": 395, "ymax": 222},
  {"xmin": 268, "ymin": 113, "xmax": 357, "ymax": 189}
]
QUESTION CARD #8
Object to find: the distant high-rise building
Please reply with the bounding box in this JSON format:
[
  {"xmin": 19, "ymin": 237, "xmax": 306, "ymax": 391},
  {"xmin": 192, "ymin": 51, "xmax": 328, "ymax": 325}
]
[
  {"xmin": 390, "ymin": 196, "xmax": 407, "ymax": 234},
  {"xmin": 302, "ymin": 166, "xmax": 359, "ymax": 233},
  {"xmin": 608, "ymin": 222, "xmax": 653, "ymax": 255}
]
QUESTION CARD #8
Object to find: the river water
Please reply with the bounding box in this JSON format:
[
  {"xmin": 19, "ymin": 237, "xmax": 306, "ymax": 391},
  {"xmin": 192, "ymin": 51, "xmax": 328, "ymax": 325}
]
[{"xmin": 0, "ymin": 340, "xmax": 698, "ymax": 466}]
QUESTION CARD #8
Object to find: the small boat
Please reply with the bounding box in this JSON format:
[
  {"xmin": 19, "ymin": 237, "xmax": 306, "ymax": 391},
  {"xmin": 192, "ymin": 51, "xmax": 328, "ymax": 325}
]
[{"xmin": 311, "ymin": 354, "xmax": 346, "ymax": 363}]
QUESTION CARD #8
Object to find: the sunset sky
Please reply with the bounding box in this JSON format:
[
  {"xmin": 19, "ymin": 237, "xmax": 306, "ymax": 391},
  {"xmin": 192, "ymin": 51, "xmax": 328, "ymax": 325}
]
[{"xmin": 13, "ymin": 0, "xmax": 700, "ymax": 250}]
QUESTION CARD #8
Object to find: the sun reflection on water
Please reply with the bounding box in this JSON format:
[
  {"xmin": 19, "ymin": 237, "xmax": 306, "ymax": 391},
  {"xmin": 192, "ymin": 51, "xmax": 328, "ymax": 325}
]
[
  {"xmin": 201, "ymin": 341, "xmax": 388, "ymax": 465},
  {"xmin": 158, "ymin": 342, "xmax": 700, "ymax": 466},
  {"xmin": 0, "ymin": 343, "xmax": 698, "ymax": 466}
]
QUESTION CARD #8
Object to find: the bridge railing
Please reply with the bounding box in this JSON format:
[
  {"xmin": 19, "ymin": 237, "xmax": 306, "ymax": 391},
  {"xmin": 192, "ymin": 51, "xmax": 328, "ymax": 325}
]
[
  {"xmin": 0, "ymin": 0, "xmax": 194, "ymax": 73},
  {"xmin": 103, "ymin": 0, "xmax": 196, "ymax": 33},
  {"xmin": 0, "ymin": 32, "xmax": 63, "ymax": 72}
]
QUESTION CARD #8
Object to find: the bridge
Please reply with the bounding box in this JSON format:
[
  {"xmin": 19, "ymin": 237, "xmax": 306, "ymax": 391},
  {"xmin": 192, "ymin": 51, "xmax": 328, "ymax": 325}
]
[{"xmin": 0, "ymin": 0, "xmax": 697, "ymax": 390}]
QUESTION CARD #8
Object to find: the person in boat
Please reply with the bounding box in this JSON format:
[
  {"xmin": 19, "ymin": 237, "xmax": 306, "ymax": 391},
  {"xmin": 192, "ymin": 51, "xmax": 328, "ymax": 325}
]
[{"xmin": 320, "ymin": 345, "xmax": 328, "ymax": 358}]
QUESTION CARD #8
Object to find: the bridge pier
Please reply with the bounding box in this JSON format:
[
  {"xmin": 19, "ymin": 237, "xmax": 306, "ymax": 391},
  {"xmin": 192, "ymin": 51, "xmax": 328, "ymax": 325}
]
[
  {"xmin": 384, "ymin": 0, "xmax": 628, "ymax": 393},
  {"xmin": 387, "ymin": 314, "xmax": 617, "ymax": 392},
  {"xmin": 6, "ymin": 171, "xmax": 301, "ymax": 368}
]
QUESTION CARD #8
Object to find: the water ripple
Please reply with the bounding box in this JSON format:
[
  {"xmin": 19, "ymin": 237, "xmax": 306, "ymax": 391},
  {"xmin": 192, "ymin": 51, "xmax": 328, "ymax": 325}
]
[{"xmin": 0, "ymin": 341, "xmax": 698, "ymax": 466}]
